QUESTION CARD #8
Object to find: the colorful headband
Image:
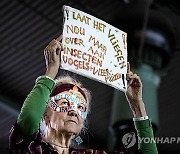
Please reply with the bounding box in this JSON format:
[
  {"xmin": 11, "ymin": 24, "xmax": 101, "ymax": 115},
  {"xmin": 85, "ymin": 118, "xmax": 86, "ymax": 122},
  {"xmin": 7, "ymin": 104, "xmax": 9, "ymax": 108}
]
[{"xmin": 50, "ymin": 84, "xmax": 86, "ymax": 100}]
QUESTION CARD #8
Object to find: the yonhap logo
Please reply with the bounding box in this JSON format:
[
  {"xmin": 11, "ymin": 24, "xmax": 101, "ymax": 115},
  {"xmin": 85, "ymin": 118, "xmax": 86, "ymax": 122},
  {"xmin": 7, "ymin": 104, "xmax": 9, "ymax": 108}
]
[{"xmin": 122, "ymin": 132, "xmax": 136, "ymax": 148}]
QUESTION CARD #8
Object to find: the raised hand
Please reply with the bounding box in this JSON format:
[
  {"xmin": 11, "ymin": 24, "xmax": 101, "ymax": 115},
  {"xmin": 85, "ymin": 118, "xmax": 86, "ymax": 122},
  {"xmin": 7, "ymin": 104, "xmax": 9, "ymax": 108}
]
[
  {"xmin": 126, "ymin": 63, "xmax": 143, "ymax": 103},
  {"xmin": 44, "ymin": 35, "xmax": 63, "ymax": 79},
  {"xmin": 125, "ymin": 63, "xmax": 147, "ymax": 118}
]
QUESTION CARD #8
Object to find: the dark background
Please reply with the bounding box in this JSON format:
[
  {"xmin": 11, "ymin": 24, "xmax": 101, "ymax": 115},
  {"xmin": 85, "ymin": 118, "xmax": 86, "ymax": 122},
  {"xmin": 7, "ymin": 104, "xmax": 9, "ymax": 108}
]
[{"xmin": 1, "ymin": 0, "xmax": 180, "ymax": 153}]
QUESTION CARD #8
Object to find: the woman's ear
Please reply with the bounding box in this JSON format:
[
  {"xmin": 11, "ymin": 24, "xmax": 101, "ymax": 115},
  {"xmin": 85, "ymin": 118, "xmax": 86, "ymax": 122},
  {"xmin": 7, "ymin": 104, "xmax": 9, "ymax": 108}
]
[
  {"xmin": 44, "ymin": 106, "xmax": 52, "ymax": 119},
  {"xmin": 43, "ymin": 114, "xmax": 50, "ymax": 124}
]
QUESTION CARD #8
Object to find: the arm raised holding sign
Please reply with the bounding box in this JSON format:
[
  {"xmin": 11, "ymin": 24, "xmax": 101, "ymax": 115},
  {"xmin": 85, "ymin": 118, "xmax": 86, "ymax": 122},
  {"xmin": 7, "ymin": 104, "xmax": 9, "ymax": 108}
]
[
  {"xmin": 9, "ymin": 35, "xmax": 157, "ymax": 154},
  {"xmin": 125, "ymin": 63, "xmax": 158, "ymax": 153},
  {"xmin": 126, "ymin": 63, "xmax": 147, "ymax": 118},
  {"xmin": 9, "ymin": 35, "xmax": 92, "ymax": 153}
]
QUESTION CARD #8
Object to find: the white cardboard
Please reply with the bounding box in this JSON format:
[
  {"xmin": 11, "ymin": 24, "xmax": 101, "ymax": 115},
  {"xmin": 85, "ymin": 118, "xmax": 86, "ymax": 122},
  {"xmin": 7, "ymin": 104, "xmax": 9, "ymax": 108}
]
[{"xmin": 61, "ymin": 5, "xmax": 127, "ymax": 92}]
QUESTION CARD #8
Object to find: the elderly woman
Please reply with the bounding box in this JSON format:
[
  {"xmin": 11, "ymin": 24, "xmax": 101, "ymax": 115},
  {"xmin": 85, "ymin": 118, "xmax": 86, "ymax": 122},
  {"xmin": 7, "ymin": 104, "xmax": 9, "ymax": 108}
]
[{"xmin": 9, "ymin": 36, "xmax": 157, "ymax": 153}]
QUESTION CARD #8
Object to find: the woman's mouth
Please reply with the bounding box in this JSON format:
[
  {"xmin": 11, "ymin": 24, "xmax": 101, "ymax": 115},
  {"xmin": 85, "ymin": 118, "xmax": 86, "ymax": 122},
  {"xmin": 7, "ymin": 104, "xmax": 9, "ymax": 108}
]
[{"xmin": 67, "ymin": 120, "xmax": 77, "ymax": 124}]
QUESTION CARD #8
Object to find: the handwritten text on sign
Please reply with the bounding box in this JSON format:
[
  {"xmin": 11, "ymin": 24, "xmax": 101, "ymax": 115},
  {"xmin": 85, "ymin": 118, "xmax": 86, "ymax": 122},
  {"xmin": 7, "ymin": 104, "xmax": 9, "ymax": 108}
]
[{"xmin": 62, "ymin": 5, "xmax": 127, "ymax": 92}]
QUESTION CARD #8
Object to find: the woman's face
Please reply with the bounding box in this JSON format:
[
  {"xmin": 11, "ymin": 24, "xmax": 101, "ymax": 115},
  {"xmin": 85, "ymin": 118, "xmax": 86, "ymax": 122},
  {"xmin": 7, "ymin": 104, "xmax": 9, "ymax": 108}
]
[{"xmin": 47, "ymin": 89, "xmax": 87, "ymax": 135}]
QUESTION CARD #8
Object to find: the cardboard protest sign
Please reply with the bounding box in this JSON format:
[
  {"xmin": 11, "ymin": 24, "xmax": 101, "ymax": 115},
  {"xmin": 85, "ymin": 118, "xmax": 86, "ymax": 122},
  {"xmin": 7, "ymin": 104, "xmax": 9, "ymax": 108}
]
[{"xmin": 61, "ymin": 5, "xmax": 128, "ymax": 92}]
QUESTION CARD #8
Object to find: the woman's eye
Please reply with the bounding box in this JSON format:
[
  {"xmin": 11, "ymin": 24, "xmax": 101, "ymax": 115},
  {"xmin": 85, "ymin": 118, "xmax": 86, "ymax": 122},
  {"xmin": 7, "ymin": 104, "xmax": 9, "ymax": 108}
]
[
  {"xmin": 78, "ymin": 104, "xmax": 86, "ymax": 112},
  {"xmin": 61, "ymin": 101, "xmax": 68, "ymax": 105}
]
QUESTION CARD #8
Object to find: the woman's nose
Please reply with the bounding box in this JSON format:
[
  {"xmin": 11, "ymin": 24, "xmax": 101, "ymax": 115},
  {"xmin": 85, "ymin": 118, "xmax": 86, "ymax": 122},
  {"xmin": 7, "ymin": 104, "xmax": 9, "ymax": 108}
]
[{"xmin": 68, "ymin": 110, "xmax": 78, "ymax": 117}]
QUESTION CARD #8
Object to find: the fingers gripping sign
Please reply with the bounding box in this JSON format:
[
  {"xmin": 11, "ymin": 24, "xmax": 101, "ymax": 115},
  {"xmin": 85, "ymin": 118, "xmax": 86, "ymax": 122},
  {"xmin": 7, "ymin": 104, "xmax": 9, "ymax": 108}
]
[
  {"xmin": 126, "ymin": 63, "xmax": 143, "ymax": 104},
  {"xmin": 44, "ymin": 35, "xmax": 63, "ymax": 79},
  {"xmin": 56, "ymin": 34, "xmax": 63, "ymax": 42},
  {"xmin": 125, "ymin": 62, "xmax": 147, "ymax": 118}
]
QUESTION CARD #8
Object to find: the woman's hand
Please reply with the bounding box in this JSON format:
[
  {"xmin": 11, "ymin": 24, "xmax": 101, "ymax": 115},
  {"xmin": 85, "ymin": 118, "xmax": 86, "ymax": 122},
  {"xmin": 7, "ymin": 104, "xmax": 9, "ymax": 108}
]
[
  {"xmin": 44, "ymin": 35, "xmax": 63, "ymax": 79},
  {"xmin": 125, "ymin": 63, "xmax": 147, "ymax": 118},
  {"xmin": 126, "ymin": 63, "xmax": 143, "ymax": 103}
]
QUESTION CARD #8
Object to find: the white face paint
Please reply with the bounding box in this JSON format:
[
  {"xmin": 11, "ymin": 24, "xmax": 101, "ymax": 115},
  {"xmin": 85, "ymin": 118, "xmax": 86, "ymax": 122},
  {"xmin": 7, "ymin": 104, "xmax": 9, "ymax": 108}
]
[{"xmin": 49, "ymin": 86, "xmax": 88, "ymax": 118}]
